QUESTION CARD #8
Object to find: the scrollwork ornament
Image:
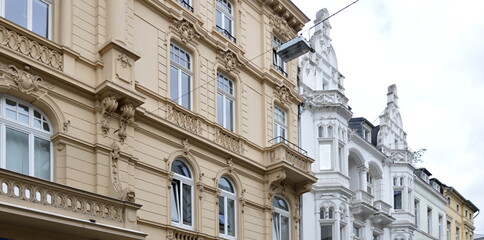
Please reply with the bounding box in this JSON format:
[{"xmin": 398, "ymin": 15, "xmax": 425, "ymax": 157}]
[
  {"xmin": 275, "ymin": 85, "xmax": 294, "ymax": 105},
  {"xmin": 100, "ymin": 96, "xmax": 118, "ymax": 137},
  {"xmin": 118, "ymin": 104, "xmax": 135, "ymax": 142},
  {"xmin": 117, "ymin": 53, "xmax": 130, "ymax": 68},
  {"xmin": 172, "ymin": 19, "xmax": 200, "ymax": 44},
  {"xmin": 7, "ymin": 65, "xmax": 52, "ymax": 94},
  {"xmin": 111, "ymin": 142, "xmax": 122, "ymax": 192},
  {"xmin": 218, "ymin": 50, "xmax": 240, "ymax": 72}
]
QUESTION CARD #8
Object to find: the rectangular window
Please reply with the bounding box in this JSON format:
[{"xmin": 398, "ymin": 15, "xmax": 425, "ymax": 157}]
[
  {"xmin": 321, "ymin": 225, "xmax": 333, "ymax": 240},
  {"xmin": 456, "ymin": 227, "xmax": 460, "ymax": 240},
  {"xmin": 353, "ymin": 227, "xmax": 360, "ymax": 238},
  {"xmin": 394, "ymin": 190, "xmax": 402, "ymax": 210},
  {"xmin": 216, "ymin": 0, "xmax": 235, "ymax": 42},
  {"xmin": 414, "ymin": 199, "xmax": 420, "ymax": 226},
  {"xmin": 319, "ymin": 143, "xmax": 332, "ymax": 170},
  {"xmin": 427, "ymin": 207, "xmax": 432, "ymax": 235},
  {"xmin": 447, "ymin": 221, "xmax": 451, "ymax": 240},
  {"xmin": 438, "ymin": 215, "xmax": 443, "ymax": 240},
  {"xmin": 170, "ymin": 44, "xmax": 192, "ymax": 109},
  {"xmin": 272, "ymin": 35, "xmax": 287, "ymax": 77},
  {"xmin": 217, "ymin": 73, "xmax": 234, "ymax": 131},
  {"xmin": 274, "ymin": 105, "xmax": 287, "ymax": 143},
  {"xmin": 1, "ymin": 0, "xmax": 51, "ymax": 38},
  {"xmin": 338, "ymin": 145, "xmax": 344, "ymax": 172}
]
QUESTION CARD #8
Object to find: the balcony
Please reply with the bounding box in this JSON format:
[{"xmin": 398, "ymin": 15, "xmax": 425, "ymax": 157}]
[
  {"xmin": 265, "ymin": 137, "xmax": 316, "ymax": 194},
  {"xmin": 350, "ymin": 190, "xmax": 378, "ymax": 218},
  {"xmin": 0, "ymin": 168, "xmax": 145, "ymax": 240},
  {"xmin": 371, "ymin": 200, "xmax": 395, "ymax": 226}
]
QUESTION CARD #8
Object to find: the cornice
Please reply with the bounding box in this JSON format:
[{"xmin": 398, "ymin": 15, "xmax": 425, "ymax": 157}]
[{"xmin": 257, "ymin": 0, "xmax": 309, "ymax": 32}]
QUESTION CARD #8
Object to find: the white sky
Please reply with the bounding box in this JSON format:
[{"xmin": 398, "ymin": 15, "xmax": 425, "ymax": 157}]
[{"xmin": 292, "ymin": 0, "xmax": 484, "ymax": 234}]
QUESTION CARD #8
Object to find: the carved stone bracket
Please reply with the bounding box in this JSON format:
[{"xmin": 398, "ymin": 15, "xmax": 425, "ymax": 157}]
[
  {"xmin": 118, "ymin": 103, "xmax": 135, "ymax": 142},
  {"xmin": 267, "ymin": 169, "xmax": 286, "ymax": 200},
  {"xmin": 3, "ymin": 65, "xmax": 54, "ymax": 94},
  {"xmin": 101, "ymin": 96, "xmax": 118, "ymax": 137},
  {"xmin": 110, "ymin": 141, "xmax": 135, "ymax": 202},
  {"xmin": 275, "ymin": 85, "xmax": 294, "ymax": 105},
  {"xmin": 217, "ymin": 50, "xmax": 240, "ymax": 72},
  {"xmin": 172, "ymin": 19, "xmax": 200, "ymax": 44}
]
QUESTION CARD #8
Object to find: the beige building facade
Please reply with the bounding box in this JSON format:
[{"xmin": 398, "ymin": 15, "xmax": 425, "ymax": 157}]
[
  {"xmin": 444, "ymin": 186, "xmax": 479, "ymax": 240},
  {"xmin": 0, "ymin": 0, "xmax": 316, "ymax": 240}
]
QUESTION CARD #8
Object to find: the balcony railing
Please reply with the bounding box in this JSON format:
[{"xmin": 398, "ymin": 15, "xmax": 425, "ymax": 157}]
[
  {"xmin": 175, "ymin": 0, "xmax": 194, "ymax": 12},
  {"xmin": 273, "ymin": 63, "xmax": 288, "ymax": 77},
  {"xmin": 269, "ymin": 136, "xmax": 307, "ymax": 156},
  {"xmin": 0, "ymin": 168, "xmax": 141, "ymax": 228},
  {"xmin": 352, "ymin": 190, "xmax": 374, "ymax": 206},
  {"xmin": 216, "ymin": 25, "xmax": 236, "ymax": 43}
]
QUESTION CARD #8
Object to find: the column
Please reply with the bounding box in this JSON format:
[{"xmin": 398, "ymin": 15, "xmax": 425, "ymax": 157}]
[{"xmin": 358, "ymin": 166, "xmax": 369, "ymax": 191}]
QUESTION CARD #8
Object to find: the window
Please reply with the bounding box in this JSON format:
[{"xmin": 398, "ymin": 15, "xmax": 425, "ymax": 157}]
[
  {"xmin": 367, "ymin": 172, "xmax": 374, "ymax": 195},
  {"xmin": 427, "ymin": 207, "xmax": 432, "ymax": 234},
  {"xmin": 456, "ymin": 204, "xmax": 459, "ymax": 212},
  {"xmin": 321, "ymin": 225, "xmax": 332, "ymax": 240},
  {"xmin": 170, "ymin": 44, "xmax": 192, "ymax": 109},
  {"xmin": 319, "ymin": 142, "xmax": 332, "ymax": 170},
  {"xmin": 0, "ymin": 0, "xmax": 51, "ymax": 38},
  {"xmin": 446, "ymin": 221, "xmax": 451, "ymax": 240},
  {"xmin": 338, "ymin": 145, "xmax": 344, "ymax": 172},
  {"xmin": 414, "ymin": 199, "xmax": 420, "ymax": 226},
  {"xmin": 438, "ymin": 215, "xmax": 443, "ymax": 240},
  {"xmin": 272, "ymin": 35, "xmax": 287, "ymax": 77},
  {"xmin": 0, "ymin": 96, "xmax": 52, "ymax": 180},
  {"xmin": 353, "ymin": 226, "xmax": 360, "ymax": 239},
  {"xmin": 274, "ymin": 105, "xmax": 286, "ymax": 143},
  {"xmin": 272, "ymin": 195, "xmax": 290, "ymax": 240},
  {"xmin": 219, "ymin": 177, "xmax": 236, "ymax": 238},
  {"xmin": 216, "ymin": 0, "xmax": 235, "ymax": 42},
  {"xmin": 175, "ymin": 0, "xmax": 193, "ymax": 11},
  {"xmin": 217, "ymin": 73, "xmax": 234, "ymax": 131},
  {"xmin": 456, "ymin": 227, "xmax": 460, "ymax": 240},
  {"xmin": 171, "ymin": 159, "xmax": 193, "ymax": 228},
  {"xmin": 393, "ymin": 190, "xmax": 402, "ymax": 210}
]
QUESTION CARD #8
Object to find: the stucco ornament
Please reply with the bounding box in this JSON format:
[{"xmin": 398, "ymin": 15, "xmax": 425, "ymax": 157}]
[
  {"xmin": 269, "ymin": 15, "xmax": 294, "ymax": 40},
  {"xmin": 7, "ymin": 65, "xmax": 53, "ymax": 94},
  {"xmin": 218, "ymin": 50, "xmax": 240, "ymax": 72},
  {"xmin": 111, "ymin": 142, "xmax": 122, "ymax": 192},
  {"xmin": 275, "ymin": 85, "xmax": 294, "ymax": 105},
  {"xmin": 182, "ymin": 138, "xmax": 191, "ymax": 154},
  {"xmin": 116, "ymin": 53, "xmax": 130, "ymax": 68},
  {"xmin": 101, "ymin": 96, "xmax": 118, "ymax": 137},
  {"xmin": 118, "ymin": 104, "xmax": 135, "ymax": 142},
  {"xmin": 172, "ymin": 19, "xmax": 200, "ymax": 44}
]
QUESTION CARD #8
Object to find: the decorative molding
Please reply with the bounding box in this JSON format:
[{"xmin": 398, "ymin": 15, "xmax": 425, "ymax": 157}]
[
  {"xmin": 111, "ymin": 142, "xmax": 123, "ymax": 192},
  {"xmin": 0, "ymin": 25, "xmax": 63, "ymax": 70},
  {"xmin": 171, "ymin": 19, "xmax": 200, "ymax": 44},
  {"xmin": 239, "ymin": 188, "xmax": 247, "ymax": 213},
  {"xmin": 3, "ymin": 64, "xmax": 54, "ymax": 94},
  {"xmin": 196, "ymin": 173, "xmax": 204, "ymax": 200},
  {"xmin": 267, "ymin": 169, "xmax": 286, "ymax": 200},
  {"xmin": 101, "ymin": 96, "xmax": 118, "ymax": 137},
  {"xmin": 214, "ymin": 129, "xmax": 245, "ymax": 154},
  {"xmin": 226, "ymin": 158, "xmax": 234, "ymax": 173},
  {"xmin": 217, "ymin": 50, "xmax": 240, "ymax": 72},
  {"xmin": 56, "ymin": 143, "xmax": 66, "ymax": 151},
  {"xmin": 63, "ymin": 120, "xmax": 71, "ymax": 133},
  {"xmin": 116, "ymin": 53, "xmax": 130, "ymax": 68},
  {"xmin": 118, "ymin": 103, "xmax": 135, "ymax": 142},
  {"xmin": 275, "ymin": 85, "xmax": 294, "ymax": 105},
  {"xmin": 182, "ymin": 138, "xmax": 191, "ymax": 154}
]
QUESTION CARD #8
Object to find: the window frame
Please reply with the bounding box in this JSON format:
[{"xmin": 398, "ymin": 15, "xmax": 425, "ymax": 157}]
[
  {"xmin": 272, "ymin": 195, "xmax": 291, "ymax": 240},
  {"xmin": 0, "ymin": 0, "xmax": 52, "ymax": 39},
  {"xmin": 272, "ymin": 35, "xmax": 287, "ymax": 77},
  {"xmin": 366, "ymin": 172, "xmax": 374, "ymax": 195},
  {"xmin": 170, "ymin": 159, "xmax": 194, "ymax": 229},
  {"xmin": 273, "ymin": 105, "xmax": 287, "ymax": 143},
  {"xmin": 414, "ymin": 199, "xmax": 420, "ymax": 227},
  {"xmin": 0, "ymin": 95, "xmax": 53, "ymax": 181},
  {"xmin": 218, "ymin": 177, "xmax": 237, "ymax": 239},
  {"xmin": 175, "ymin": 0, "xmax": 194, "ymax": 12},
  {"xmin": 215, "ymin": 0, "xmax": 235, "ymax": 42},
  {"xmin": 217, "ymin": 72, "xmax": 235, "ymax": 131},
  {"xmin": 170, "ymin": 43, "xmax": 193, "ymax": 110}
]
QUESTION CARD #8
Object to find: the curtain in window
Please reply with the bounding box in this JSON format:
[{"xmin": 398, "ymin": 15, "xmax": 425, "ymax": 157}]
[
  {"xmin": 273, "ymin": 212, "xmax": 280, "ymax": 240},
  {"xmin": 182, "ymin": 184, "xmax": 192, "ymax": 225},
  {"xmin": 281, "ymin": 215, "xmax": 289, "ymax": 240},
  {"xmin": 227, "ymin": 198, "xmax": 235, "ymax": 236},
  {"xmin": 219, "ymin": 196, "xmax": 225, "ymax": 233},
  {"xmin": 6, "ymin": 128, "xmax": 29, "ymax": 175},
  {"xmin": 34, "ymin": 137, "xmax": 50, "ymax": 180}
]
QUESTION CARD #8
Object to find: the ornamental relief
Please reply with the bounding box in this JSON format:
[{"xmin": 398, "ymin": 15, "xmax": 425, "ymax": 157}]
[
  {"xmin": 0, "ymin": 25, "xmax": 63, "ymax": 70},
  {"xmin": 171, "ymin": 19, "xmax": 200, "ymax": 44},
  {"xmin": 166, "ymin": 105, "xmax": 202, "ymax": 134},
  {"xmin": 275, "ymin": 85, "xmax": 294, "ymax": 105},
  {"xmin": 0, "ymin": 64, "xmax": 54, "ymax": 94},
  {"xmin": 269, "ymin": 16, "xmax": 295, "ymax": 41},
  {"xmin": 214, "ymin": 129, "xmax": 245, "ymax": 154},
  {"xmin": 217, "ymin": 50, "xmax": 240, "ymax": 73}
]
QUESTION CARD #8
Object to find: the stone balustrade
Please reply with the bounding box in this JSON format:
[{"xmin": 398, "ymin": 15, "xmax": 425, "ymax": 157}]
[
  {"xmin": 269, "ymin": 142, "xmax": 312, "ymax": 173},
  {"xmin": 352, "ymin": 190, "xmax": 374, "ymax": 206},
  {"xmin": 0, "ymin": 168, "xmax": 140, "ymax": 228},
  {"xmin": 373, "ymin": 200, "xmax": 391, "ymax": 215}
]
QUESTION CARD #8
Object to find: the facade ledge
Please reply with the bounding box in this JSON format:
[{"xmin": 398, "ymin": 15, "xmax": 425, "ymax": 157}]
[{"xmin": 350, "ymin": 190, "xmax": 378, "ymax": 218}]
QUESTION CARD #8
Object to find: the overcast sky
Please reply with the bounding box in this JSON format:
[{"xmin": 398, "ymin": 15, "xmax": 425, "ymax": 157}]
[{"xmin": 292, "ymin": 0, "xmax": 484, "ymax": 234}]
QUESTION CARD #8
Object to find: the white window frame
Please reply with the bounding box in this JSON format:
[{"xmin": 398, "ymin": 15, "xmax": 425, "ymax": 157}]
[
  {"xmin": 0, "ymin": 95, "xmax": 52, "ymax": 181},
  {"xmin": 427, "ymin": 207, "xmax": 432, "ymax": 235},
  {"xmin": 215, "ymin": 0, "xmax": 235, "ymax": 42},
  {"xmin": 219, "ymin": 177, "xmax": 237, "ymax": 239},
  {"xmin": 393, "ymin": 189, "xmax": 403, "ymax": 210},
  {"xmin": 0, "ymin": 0, "xmax": 52, "ymax": 39},
  {"xmin": 217, "ymin": 73, "xmax": 235, "ymax": 131},
  {"xmin": 175, "ymin": 0, "xmax": 193, "ymax": 11},
  {"xmin": 414, "ymin": 199, "xmax": 420, "ymax": 227},
  {"xmin": 170, "ymin": 43, "xmax": 193, "ymax": 109},
  {"xmin": 272, "ymin": 195, "xmax": 291, "ymax": 240},
  {"xmin": 272, "ymin": 35, "xmax": 287, "ymax": 77},
  {"xmin": 273, "ymin": 105, "xmax": 286, "ymax": 143},
  {"xmin": 367, "ymin": 172, "xmax": 374, "ymax": 195},
  {"xmin": 170, "ymin": 159, "xmax": 194, "ymax": 229}
]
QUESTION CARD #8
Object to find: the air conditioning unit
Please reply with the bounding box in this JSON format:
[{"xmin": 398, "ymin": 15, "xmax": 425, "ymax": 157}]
[{"xmin": 276, "ymin": 36, "xmax": 313, "ymax": 62}]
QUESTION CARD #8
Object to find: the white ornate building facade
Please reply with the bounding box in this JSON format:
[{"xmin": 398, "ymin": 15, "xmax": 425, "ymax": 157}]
[{"xmin": 298, "ymin": 8, "xmax": 449, "ymax": 240}]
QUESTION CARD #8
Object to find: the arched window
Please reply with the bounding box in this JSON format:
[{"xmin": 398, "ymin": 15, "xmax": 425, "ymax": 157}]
[
  {"xmin": 171, "ymin": 159, "xmax": 193, "ymax": 228},
  {"xmin": 367, "ymin": 172, "xmax": 374, "ymax": 195},
  {"xmin": 272, "ymin": 195, "xmax": 290, "ymax": 240},
  {"xmin": 218, "ymin": 177, "xmax": 236, "ymax": 238},
  {"xmin": 0, "ymin": 96, "xmax": 52, "ymax": 180}
]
